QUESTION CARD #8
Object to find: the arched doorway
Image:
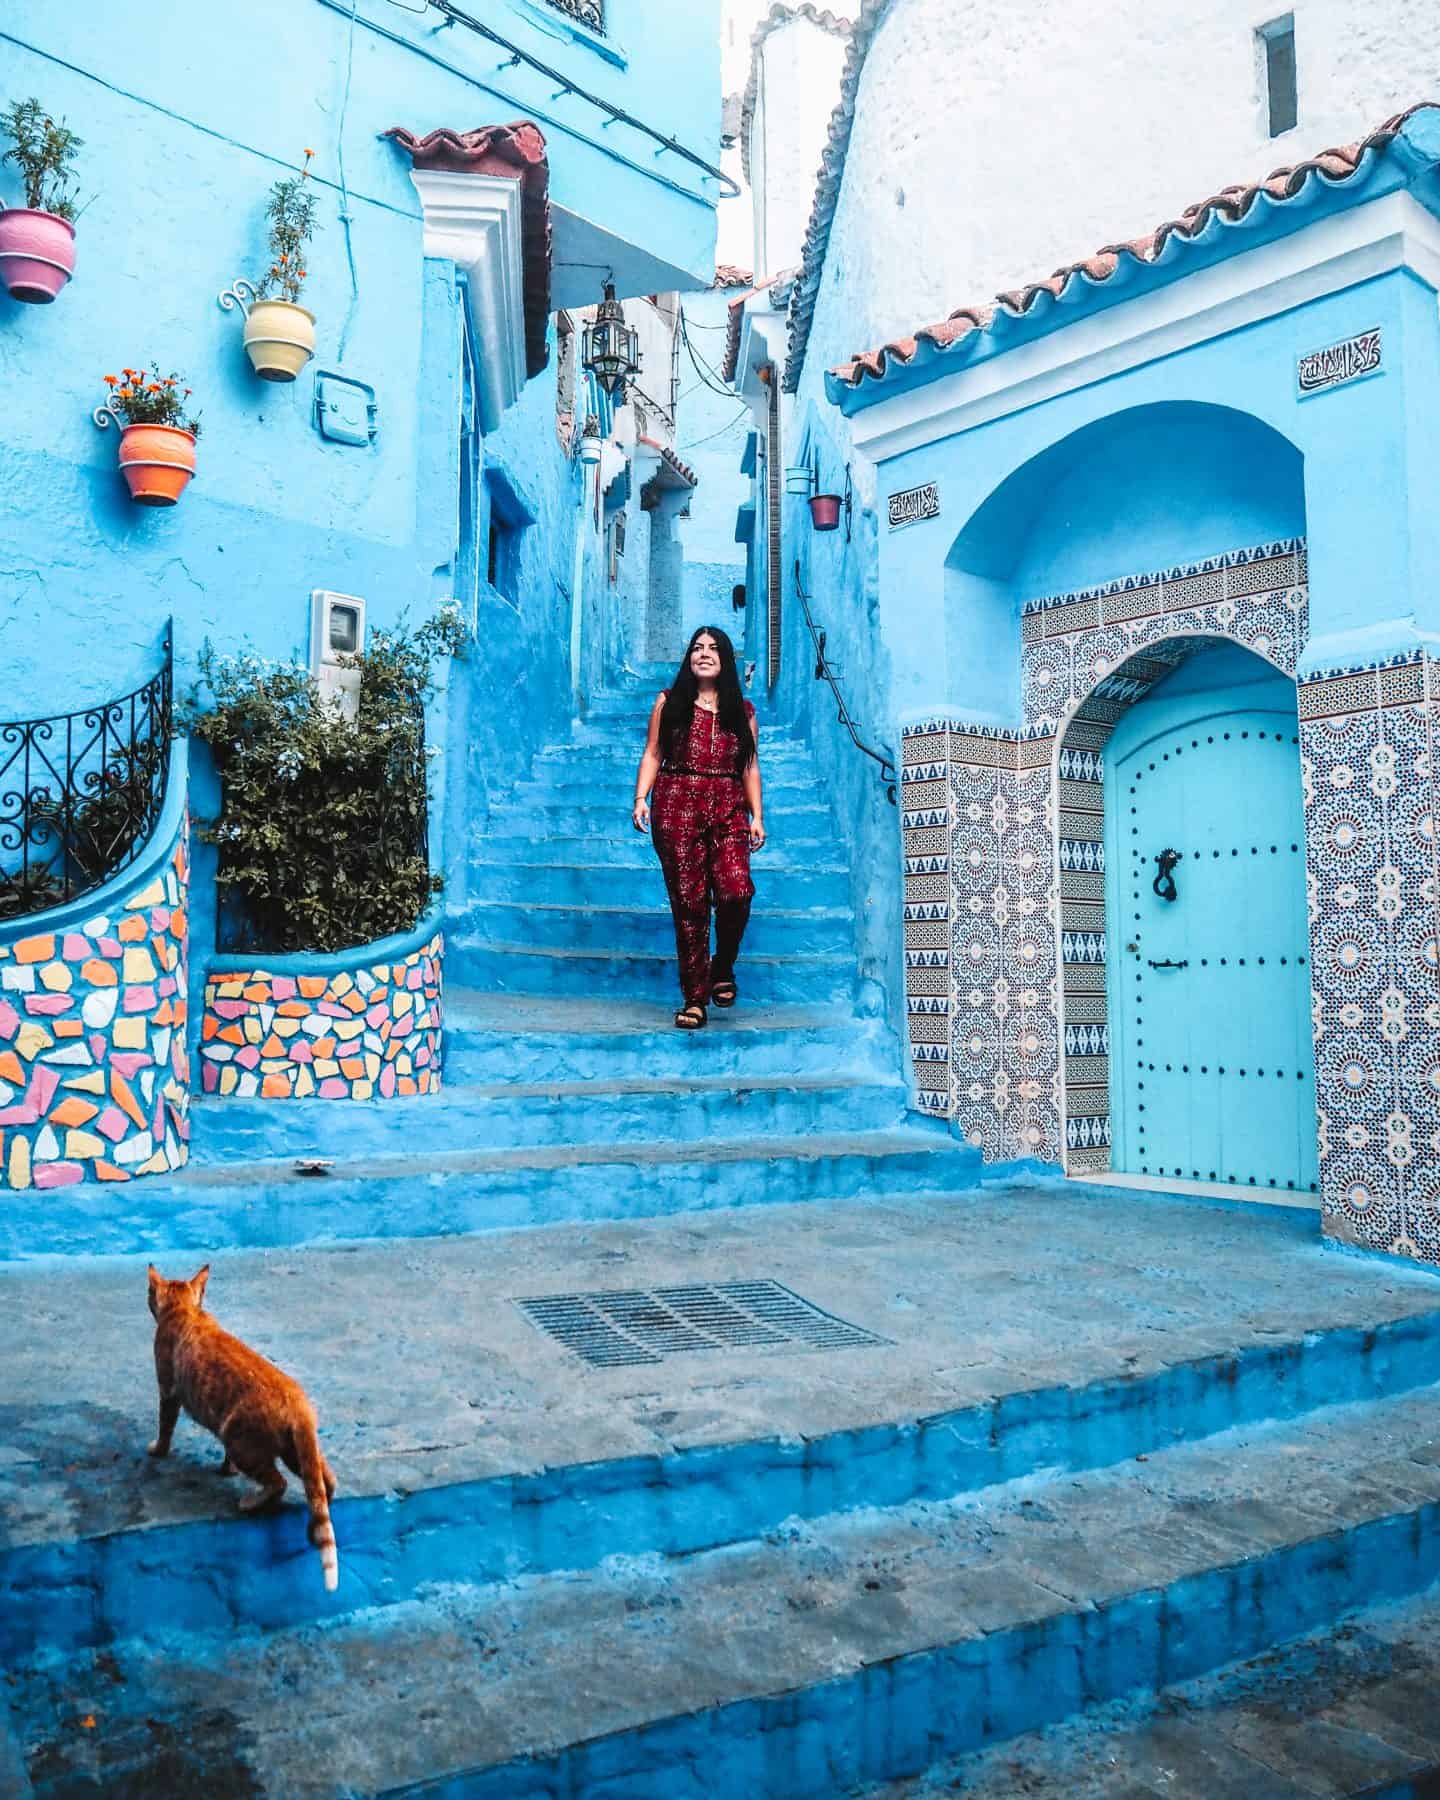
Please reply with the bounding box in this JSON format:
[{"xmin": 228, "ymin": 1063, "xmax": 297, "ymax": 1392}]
[{"xmin": 1103, "ymin": 643, "xmax": 1318, "ymax": 1194}]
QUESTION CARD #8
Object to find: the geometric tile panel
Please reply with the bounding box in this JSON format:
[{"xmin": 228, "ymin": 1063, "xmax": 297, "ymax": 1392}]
[
  {"xmin": 200, "ymin": 933, "xmax": 444, "ymax": 1101},
  {"xmin": 903, "ymin": 537, "xmax": 1312, "ymax": 1187},
  {"xmin": 0, "ymin": 823, "xmax": 191, "ymax": 1189},
  {"xmin": 1299, "ymin": 653, "xmax": 1439, "ymax": 1268}
]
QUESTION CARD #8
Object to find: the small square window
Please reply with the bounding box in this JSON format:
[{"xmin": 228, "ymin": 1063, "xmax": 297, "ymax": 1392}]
[{"xmin": 1258, "ymin": 15, "xmax": 1297, "ymax": 138}]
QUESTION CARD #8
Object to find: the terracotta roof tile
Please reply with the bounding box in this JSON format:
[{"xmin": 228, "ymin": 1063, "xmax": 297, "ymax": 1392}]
[
  {"xmin": 713, "ymin": 264, "xmax": 755, "ymax": 289},
  {"xmin": 639, "ymin": 435, "xmax": 698, "ymax": 488},
  {"xmin": 830, "ymin": 103, "xmax": 1440, "ymax": 394},
  {"xmin": 720, "ymin": 268, "xmax": 800, "ymax": 383},
  {"xmin": 385, "ymin": 122, "xmax": 552, "ymax": 380}
]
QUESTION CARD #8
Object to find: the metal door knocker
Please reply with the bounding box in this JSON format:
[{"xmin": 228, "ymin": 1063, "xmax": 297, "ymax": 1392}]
[{"xmin": 1152, "ymin": 848, "xmax": 1182, "ymax": 903}]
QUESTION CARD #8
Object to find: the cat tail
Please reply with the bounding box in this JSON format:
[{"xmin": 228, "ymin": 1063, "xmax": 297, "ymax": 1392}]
[{"xmin": 295, "ymin": 1414, "xmax": 339, "ymax": 1591}]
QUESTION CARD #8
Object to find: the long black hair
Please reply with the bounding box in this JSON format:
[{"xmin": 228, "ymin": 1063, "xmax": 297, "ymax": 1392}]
[{"xmin": 661, "ymin": 625, "xmax": 755, "ymax": 771}]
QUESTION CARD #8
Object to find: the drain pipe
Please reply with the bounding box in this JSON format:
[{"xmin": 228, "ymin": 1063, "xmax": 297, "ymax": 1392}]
[{"xmin": 572, "ymin": 422, "xmax": 603, "ymax": 701}]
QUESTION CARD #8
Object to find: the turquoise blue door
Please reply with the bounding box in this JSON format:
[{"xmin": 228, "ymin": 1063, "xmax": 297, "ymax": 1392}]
[{"xmin": 1105, "ymin": 644, "xmax": 1318, "ymax": 1194}]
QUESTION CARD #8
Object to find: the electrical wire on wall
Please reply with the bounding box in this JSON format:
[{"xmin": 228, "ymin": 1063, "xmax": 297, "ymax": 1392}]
[
  {"xmin": 336, "ymin": 0, "xmax": 363, "ymax": 360},
  {"xmin": 679, "ymin": 310, "xmax": 739, "ymax": 401}
]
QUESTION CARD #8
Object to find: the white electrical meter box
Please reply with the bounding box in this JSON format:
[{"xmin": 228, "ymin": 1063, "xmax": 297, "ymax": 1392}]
[{"xmin": 310, "ymin": 590, "xmax": 366, "ymax": 721}]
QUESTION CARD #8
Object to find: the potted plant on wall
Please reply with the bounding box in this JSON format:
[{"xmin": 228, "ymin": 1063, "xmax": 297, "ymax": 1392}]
[
  {"xmin": 0, "ymin": 98, "xmax": 82, "ymax": 303},
  {"xmin": 220, "ymin": 150, "xmax": 319, "ymax": 382},
  {"xmin": 96, "ymin": 365, "xmax": 202, "ymax": 506}
]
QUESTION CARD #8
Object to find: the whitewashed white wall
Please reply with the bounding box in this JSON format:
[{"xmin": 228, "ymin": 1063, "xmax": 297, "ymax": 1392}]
[
  {"xmin": 751, "ymin": 18, "xmax": 852, "ymax": 277},
  {"xmin": 797, "ymin": 0, "xmax": 1440, "ymax": 402}
]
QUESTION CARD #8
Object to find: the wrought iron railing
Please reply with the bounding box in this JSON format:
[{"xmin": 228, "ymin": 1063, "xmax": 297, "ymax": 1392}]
[
  {"xmin": 0, "ymin": 637, "xmax": 174, "ymax": 922},
  {"xmin": 793, "ymin": 562, "xmax": 898, "ymax": 804},
  {"xmin": 542, "ymin": 0, "xmax": 604, "ymax": 28}
]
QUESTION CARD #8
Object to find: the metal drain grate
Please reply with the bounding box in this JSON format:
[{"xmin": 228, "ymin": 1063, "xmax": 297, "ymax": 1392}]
[{"xmin": 516, "ymin": 1279, "xmax": 889, "ymax": 1368}]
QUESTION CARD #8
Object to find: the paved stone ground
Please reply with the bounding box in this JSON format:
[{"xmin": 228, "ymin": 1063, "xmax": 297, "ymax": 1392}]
[
  {"xmin": 870, "ymin": 1589, "xmax": 1440, "ymax": 1798},
  {"xmin": 4, "ymin": 1178, "xmax": 1440, "ymax": 1553}
]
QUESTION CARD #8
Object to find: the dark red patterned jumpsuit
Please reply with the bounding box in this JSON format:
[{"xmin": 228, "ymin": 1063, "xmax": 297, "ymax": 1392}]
[{"xmin": 651, "ymin": 697, "xmax": 756, "ymax": 1007}]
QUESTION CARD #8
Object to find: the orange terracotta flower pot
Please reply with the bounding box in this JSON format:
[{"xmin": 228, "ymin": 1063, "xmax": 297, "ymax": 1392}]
[{"xmin": 117, "ymin": 424, "xmax": 196, "ymax": 507}]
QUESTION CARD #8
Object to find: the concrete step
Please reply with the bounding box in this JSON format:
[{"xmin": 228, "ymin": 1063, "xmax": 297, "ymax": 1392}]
[
  {"xmin": 486, "ymin": 795, "xmax": 837, "ymax": 834},
  {"xmin": 473, "ymin": 828, "xmax": 836, "ymax": 862},
  {"xmin": 441, "ymin": 991, "xmax": 892, "ymax": 1083},
  {"xmin": 456, "ymin": 899, "xmax": 854, "ymax": 956},
  {"xmin": 10, "ymin": 1383, "xmax": 1440, "ymax": 1795},
  {"xmin": 513, "ymin": 765, "xmax": 819, "ymax": 800},
  {"xmin": 469, "ymin": 858, "xmax": 852, "ymax": 910},
  {"xmin": 189, "ymin": 1071, "xmax": 909, "ymax": 1162},
  {"xmin": 531, "ymin": 740, "xmax": 812, "ymax": 769},
  {"xmin": 875, "ymin": 1587, "xmax": 1440, "ymax": 1798},
  {"xmin": 6, "ymin": 1185, "xmax": 1440, "ymax": 1657},
  {"xmin": 446, "ymin": 938, "xmax": 856, "ymax": 1003},
  {"xmin": 0, "ymin": 1127, "xmax": 973, "ymax": 1259}
]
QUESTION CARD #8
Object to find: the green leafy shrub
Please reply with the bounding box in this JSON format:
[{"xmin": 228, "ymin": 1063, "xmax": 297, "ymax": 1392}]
[
  {"xmin": 1, "ymin": 98, "xmax": 82, "ymax": 220},
  {"xmin": 188, "ymin": 612, "xmax": 467, "ymax": 954}
]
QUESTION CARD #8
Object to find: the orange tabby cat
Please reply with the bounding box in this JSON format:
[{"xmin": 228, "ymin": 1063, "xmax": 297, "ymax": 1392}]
[{"xmin": 146, "ymin": 1264, "xmax": 339, "ymax": 1590}]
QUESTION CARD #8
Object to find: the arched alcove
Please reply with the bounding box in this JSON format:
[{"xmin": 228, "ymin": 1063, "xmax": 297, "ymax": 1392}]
[{"xmin": 944, "ymin": 403, "xmax": 1306, "ymax": 724}]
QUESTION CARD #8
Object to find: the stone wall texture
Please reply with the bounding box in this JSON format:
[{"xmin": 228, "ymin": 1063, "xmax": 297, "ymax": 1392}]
[
  {"xmin": 199, "ymin": 933, "xmax": 444, "ymax": 1101},
  {"xmin": 0, "ymin": 829, "xmax": 190, "ymax": 1189},
  {"xmin": 795, "ymin": 0, "xmax": 1440, "ymax": 411}
]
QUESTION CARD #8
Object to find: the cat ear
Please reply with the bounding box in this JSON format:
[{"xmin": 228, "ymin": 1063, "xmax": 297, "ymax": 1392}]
[
  {"xmin": 189, "ymin": 1264, "xmax": 210, "ymax": 1304},
  {"xmin": 147, "ymin": 1264, "xmax": 161, "ymax": 1292}
]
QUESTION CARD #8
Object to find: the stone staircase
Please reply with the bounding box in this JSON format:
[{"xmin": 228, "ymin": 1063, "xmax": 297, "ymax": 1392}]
[
  {"xmin": 5, "ymin": 1186, "xmax": 1440, "ymax": 1797},
  {"xmin": 7, "ymin": 684, "xmax": 1440, "ymax": 1797},
  {"xmin": 0, "ymin": 682, "xmax": 975, "ymax": 1261}
]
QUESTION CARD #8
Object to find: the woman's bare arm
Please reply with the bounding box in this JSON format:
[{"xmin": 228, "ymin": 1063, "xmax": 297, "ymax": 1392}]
[
  {"xmin": 743, "ymin": 718, "xmax": 765, "ymax": 850},
  {"xmin": 632, "ymin": 693, "xmax": 666, "ymax": 833}
]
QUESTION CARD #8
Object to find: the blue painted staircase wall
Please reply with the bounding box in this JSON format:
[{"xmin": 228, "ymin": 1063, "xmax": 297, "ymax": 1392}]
[{"xmin": 0, "ymin": 679, "xmax": 969, "ymax": 1261}]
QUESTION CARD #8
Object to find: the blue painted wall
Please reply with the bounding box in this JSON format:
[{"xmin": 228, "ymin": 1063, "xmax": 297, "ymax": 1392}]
[
  {"xmin": 0, "ymin": 0, "xmax": 720, "ymax": 983},
  {"xmin": 675, "ymin": 288, "xmax": 749, "ymax": 641},
  {"xmin": 866, "ymin": 271, "xmax": 1436, "ymax": 726}
]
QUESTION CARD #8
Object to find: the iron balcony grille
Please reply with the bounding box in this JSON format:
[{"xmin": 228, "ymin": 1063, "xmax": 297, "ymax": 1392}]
[
  {"xmin": 0, "ymin": 638, "xmax": 173, "ymax": 923},
  {"xmin": 542, "ymin": 0, "xmax": 604, "ymax": 30}
]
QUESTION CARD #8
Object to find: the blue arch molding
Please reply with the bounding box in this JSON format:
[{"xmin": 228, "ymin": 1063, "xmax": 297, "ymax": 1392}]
[{"xmin": 826, "ymin": 104, "xmax": 1440, "ymax": 411}]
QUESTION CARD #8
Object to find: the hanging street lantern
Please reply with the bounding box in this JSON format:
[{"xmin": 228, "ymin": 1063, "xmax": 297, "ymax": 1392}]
[{"xmin": 581, "ymin": 282, "xmax": 641, "ymax": 398}]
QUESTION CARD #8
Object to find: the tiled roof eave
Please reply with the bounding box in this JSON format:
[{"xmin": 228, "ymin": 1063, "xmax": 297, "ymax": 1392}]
[
  {"xmin": 826, "ymin": 104, "xmax": 1440, "ymax": 411},
  {"xmin": 385, "ymin": 121, "xmax": 553, "ymax": 380}
]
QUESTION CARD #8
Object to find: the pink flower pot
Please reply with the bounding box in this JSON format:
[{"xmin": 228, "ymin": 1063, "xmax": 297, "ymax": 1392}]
[
  {"xmin": 809, "ymin": 493, "xmax": 842, "ymax": 532},
  {"xmin": 0, "ymin": 208, "xmax": 77, "ymax": 303}
]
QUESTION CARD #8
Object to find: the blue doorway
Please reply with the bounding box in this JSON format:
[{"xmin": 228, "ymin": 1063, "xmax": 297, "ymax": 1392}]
[{"xmin": 1105, "ymin": 643, "xmax": 1318, "ymax": 1195}]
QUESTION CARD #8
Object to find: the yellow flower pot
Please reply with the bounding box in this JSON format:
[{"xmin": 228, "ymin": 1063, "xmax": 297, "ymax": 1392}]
[{"xmin": 242, "ymin": 299, "xmax": 316, "ymax": 383}]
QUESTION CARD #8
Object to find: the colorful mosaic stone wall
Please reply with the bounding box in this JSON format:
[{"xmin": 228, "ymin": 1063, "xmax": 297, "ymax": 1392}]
[
  {"xmin": 903, "ymin": 537, "xmax": 1309, "ymax": 1170},
  {"xmin": 1298, "ymin": 654, "xmax": 1439, "ymax": 1266},
  {"xmin": 199, "ymin": 932, "xmax": 443, "ymax": 1100},
  {"xmin": 0, "ymin": 830, "xmax": 190, "ymax": 1188}
]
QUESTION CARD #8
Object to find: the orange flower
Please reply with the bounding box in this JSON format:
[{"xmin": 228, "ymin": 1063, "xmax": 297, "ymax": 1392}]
[
  {"xmin": 103, "ymin": 374, "xmax": 117, "ymax": 385},
  {"xmin": 148, "ymin": 383, "xmax": 163, "ymax": 393},
  {"xmin": 297, "ymin": 268, "xmax": 306, "ymax": 279},
  {"xmin": 164, "ymin": 376, "xmax": 176, "ymax": 386}
]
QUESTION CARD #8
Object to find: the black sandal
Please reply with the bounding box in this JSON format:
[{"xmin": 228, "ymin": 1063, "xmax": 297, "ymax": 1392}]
[
  {"xmin": 710, "ymin": 980, "xmax": 737, "ymax": 1008},
  {"xmin": 674, "ymin": 1003, "xmax": 707, "ymax": 1030}
]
